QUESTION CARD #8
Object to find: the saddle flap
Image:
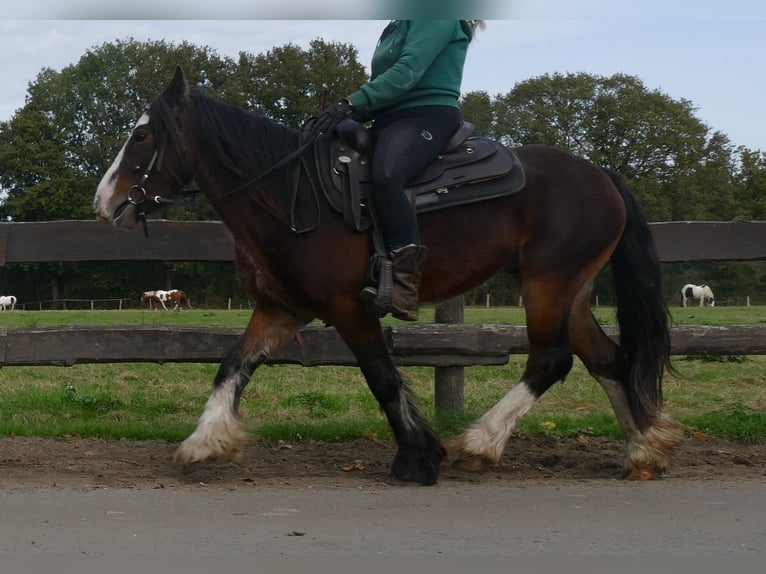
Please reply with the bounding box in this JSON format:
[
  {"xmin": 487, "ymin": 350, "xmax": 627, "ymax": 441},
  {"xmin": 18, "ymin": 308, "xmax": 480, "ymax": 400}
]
[
  {"xmin": 408, "ymin": 136, "xmax": 499, "ymax": 187},
  {"xmin": 411, "ymin": 148, "xmax": 525, "ymax": 214}
]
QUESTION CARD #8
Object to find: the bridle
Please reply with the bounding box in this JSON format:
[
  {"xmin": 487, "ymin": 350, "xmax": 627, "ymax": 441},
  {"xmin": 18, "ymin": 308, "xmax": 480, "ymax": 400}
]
[
  {"xmin": 125, "ymin": 102, "xmax": 322, "ymax": 237},
  {"xmin": 125, "ymin": 107, "xmax": 181, "ymax": 237}
]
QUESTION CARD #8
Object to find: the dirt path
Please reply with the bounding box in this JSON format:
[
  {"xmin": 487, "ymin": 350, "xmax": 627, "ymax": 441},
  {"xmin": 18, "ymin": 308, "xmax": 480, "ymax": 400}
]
[{"xmin": 2, "ymin": 434, "xmax": 764, "ymax": 490}]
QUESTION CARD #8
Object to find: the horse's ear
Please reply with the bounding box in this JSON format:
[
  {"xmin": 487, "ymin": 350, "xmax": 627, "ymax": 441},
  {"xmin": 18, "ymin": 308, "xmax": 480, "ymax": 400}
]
[{"xmin": 163, "ymin": 65, "xmax": 189, "ymax": 106}]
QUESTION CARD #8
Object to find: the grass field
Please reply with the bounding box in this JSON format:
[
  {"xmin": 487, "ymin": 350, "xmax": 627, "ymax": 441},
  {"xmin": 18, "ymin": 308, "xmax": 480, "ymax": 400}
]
[
  {"xmin": 1, "ymin": 305, "xmax": 765, "ymax": 443},
  {"xmin": 4, "ymin": 304, "xmax": 766, "ymax": 328}
]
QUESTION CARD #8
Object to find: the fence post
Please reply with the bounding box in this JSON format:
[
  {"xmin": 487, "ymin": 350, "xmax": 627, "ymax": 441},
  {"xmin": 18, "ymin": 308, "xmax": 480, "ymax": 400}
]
[{"xmin": 434, "ymin": 295, "xmax": 465, "ymax": 413}]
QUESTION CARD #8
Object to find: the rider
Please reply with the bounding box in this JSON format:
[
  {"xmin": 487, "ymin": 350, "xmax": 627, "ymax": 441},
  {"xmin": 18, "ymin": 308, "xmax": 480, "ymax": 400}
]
[{"xmin": 307, "ymin": 20, "xmax": 483, "ymax": 321}]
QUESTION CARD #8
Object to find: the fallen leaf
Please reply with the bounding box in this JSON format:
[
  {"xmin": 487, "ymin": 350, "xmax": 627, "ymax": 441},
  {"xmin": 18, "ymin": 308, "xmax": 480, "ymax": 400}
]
[{"xmin": 341, "ymin": 459, "xmax": 365, "ymax": 471}]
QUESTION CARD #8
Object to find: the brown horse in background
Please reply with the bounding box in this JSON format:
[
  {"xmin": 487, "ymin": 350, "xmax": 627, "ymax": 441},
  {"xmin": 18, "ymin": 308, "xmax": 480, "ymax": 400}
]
[
  {"xmin": 166, "ymin": 289, "xmax": 192, "ymax": 311},
  {"xmin": 94, "ymin": 67, "xmax": 680, "ymax": 485}
]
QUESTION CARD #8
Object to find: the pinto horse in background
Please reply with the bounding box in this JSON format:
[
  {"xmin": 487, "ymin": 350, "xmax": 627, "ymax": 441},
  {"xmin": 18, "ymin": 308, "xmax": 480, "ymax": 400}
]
[
  {"xmin": 681, "ymin": 283, "xmax": 715, "ymax": 307},
  {"xmin": 93, "ymin": 67, "xmax": 681, "ymax": 485},
  {"xmin": 0, "ymin": 295, "xmax": 16, "ymax": 311},
  {"xmin": 141, "ymin": 289, "xmax": 191, "ymax": 311},
  {"xmin": 166, "ymin": 289, "xmax": 192, "ymax": 310},
  {"xmin": 141, "ymin": 289, "xmax": 170, "ymax": 310}
]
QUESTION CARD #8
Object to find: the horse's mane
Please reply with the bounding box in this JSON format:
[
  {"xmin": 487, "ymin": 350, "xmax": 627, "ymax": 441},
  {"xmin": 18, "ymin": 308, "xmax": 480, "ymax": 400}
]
[
  {"xmin": 149, "ymin": 85, "xmax": 322, "ymax": 228},
  {"xmin": 149, "ymin": 87, "xmax": 302, "ymax": 181}
]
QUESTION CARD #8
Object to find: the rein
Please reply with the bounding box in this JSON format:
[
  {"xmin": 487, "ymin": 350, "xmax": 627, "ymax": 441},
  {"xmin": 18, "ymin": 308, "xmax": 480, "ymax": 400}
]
[
  {"xmin": 208, "ymin": 135, "xmax": 322, "ymax": 234},
  {"xmin": 210, "ymin": 138, "xmax": 314, "ymax": 203}
]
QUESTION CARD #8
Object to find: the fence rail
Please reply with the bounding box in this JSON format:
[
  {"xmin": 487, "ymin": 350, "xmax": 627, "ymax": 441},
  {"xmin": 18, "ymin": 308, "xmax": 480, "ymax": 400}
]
[
  {"xmin": 16, "ymin": 298, "xmax": 131, "ymax": 311},
  {"xmin": 3, "ymin": 219, "xmax": 766, "ymax": 264},
  {"xmin": 3, "ymin": 324, "xmax": 766, "ymax": 368}
]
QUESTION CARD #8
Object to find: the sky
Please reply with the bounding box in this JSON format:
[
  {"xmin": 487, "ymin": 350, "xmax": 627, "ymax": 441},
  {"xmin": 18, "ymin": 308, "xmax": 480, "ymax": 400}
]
[{"xmin": 0, "ymin": 1, "xmax": 764, "ymax": 151}]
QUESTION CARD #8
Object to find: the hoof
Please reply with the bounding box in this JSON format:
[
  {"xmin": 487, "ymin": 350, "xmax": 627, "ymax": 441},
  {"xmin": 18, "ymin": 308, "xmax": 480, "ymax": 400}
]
[
  {"xmin": 442, "ymin": 436, "xmax": 496, "ymax": 472},
  {"xmin": 623, "ymin": 467, "xmax": 660, "ymax": 480},
  {"xmin": 452, "ymin": 455, "xmax": 489, "ymax": 473},
  {"xmin": 390, "ymin": 443, "xmax": 444, "ymax": 486},
  {"xmin": 623, "ymin": 415, "xmax": 683, "ymax": 480},
  {"xmin": 171, "ymin": 430, "xmax": 247, "ymax": 469},
  {"xmin": 172, "ymin": 458, "xmax": 210, "ymax": 476}
]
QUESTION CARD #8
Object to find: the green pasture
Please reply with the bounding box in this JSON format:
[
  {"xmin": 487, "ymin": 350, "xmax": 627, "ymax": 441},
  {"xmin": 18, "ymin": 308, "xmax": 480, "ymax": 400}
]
[
  {"xmin": 1, "ymin": 306, "xmax": 765, "ymax": 443},
  {"xmin": 3, "ymin": 303, "xmax": 765, "ymax": 329}
]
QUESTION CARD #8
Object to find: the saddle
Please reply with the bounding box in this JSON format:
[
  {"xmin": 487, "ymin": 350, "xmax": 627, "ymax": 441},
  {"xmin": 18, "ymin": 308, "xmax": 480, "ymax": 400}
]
[{"xmin": 314, "ymin": 119, "xmax": 526, "ymax": 232}]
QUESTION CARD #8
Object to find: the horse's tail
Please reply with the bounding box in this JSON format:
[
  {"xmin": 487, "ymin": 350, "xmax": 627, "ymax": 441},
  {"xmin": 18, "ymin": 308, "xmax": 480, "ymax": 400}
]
[{"xmin": 604, "ymin": 168, "xmax": 673, "ymax": 430}]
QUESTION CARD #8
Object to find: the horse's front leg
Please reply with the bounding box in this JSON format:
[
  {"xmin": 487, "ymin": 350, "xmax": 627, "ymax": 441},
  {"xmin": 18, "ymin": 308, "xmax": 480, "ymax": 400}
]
[
  {"xmin": 173, "ymin": 305, "xmax": 307, "ymax": 468},
  {"xmin": 332, "ymin": 312, "xmax": 444, "ymax": 485}
]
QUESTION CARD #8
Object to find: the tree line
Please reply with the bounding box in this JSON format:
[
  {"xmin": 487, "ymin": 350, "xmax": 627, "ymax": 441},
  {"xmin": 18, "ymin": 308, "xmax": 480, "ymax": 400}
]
[{"xmin": 1, "ymin": 39, "xmax": 765, "ymax": 307}]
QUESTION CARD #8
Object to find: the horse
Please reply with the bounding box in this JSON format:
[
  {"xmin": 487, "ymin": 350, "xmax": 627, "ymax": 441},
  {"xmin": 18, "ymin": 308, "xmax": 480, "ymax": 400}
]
[
  {"xmin": 166, "ymin": 289, "xmax": 192, "ymax": 311},
  {"xmin": 141, "ymin": 289, "xmax": 191, "ymax": 311},
  {"xmin": 93, "ymin": 67, "xmax": 681, "ymax": 484},
  {"xmin": 680, "ymin": 283, "xmax": 715, "ymax": 307},
  {"xmin": 141, "ymin": 289, "xmax": 170, "ymax": 310},
  {"xmin": 0, "ymin": 295, "xmax": 16, "ymax": 311}
]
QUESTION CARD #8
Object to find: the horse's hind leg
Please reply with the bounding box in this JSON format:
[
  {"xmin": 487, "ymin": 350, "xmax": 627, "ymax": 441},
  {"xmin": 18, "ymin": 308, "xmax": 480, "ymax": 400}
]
[
  {"xmin": 173, "ymin": 304, "xmax": 307, "ymax": 467},
  {"xmin": 331, "ymin": 310, "xmax": 445, "ymax": 485},
  {"xmin": 568, "ymin": 299, "xmax": 681, "ymax": 479},
  {"xmin": 445, "ymin": 281, "xmax": 575, "ymax": 471}
]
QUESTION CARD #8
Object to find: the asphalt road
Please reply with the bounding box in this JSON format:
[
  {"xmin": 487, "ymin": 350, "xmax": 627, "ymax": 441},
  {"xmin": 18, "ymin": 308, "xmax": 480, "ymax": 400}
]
[{"xmin": 2, "ymin": 479, "xmax": 765, "ymax": 556}]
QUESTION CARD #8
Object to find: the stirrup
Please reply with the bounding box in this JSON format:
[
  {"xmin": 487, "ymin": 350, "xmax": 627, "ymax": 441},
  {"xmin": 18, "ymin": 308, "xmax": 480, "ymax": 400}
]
[
  {"xmin": 360, "ymin": 257, "xmax": 393, "ymax": 317},
  {"xmin": 359, "ymin": 286, "xmax": 385, "ymax": 318}
]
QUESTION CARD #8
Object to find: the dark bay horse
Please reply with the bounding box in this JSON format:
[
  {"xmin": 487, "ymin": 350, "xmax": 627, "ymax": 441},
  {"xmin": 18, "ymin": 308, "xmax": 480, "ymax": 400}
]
[{"xmin": 93, "ymin": 67, "xmax": 681, "ymax": 484}]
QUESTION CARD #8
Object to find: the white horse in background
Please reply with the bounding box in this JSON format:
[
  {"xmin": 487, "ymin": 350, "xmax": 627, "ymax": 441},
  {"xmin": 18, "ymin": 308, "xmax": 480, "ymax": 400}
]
[
  {"xmin": 0, "ymin": 295, "xmax": 17, "ymax": 310},
  {"xmin": 681, "ymin": 283, "xmax": 715, "ymax": 307}
]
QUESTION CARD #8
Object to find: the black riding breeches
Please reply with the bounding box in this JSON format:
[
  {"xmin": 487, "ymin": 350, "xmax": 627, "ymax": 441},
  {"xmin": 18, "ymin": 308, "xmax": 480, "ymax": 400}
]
[{"xmin": 369, "ymin": 106, "xmax": 461, "ymax": 252}]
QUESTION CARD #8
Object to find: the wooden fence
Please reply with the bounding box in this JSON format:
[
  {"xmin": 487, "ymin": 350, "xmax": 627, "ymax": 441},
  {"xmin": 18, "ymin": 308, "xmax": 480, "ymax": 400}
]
[
  {"xmin": 3, "ymin": 219, "xmax": 766, "ymax": 264},
  {"xmin": 2, "ymin": 219, "xmax": 766, "ymax": 411}
]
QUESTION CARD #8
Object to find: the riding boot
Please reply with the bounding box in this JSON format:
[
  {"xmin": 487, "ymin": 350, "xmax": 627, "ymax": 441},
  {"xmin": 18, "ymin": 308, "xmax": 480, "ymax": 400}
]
[
  {"xmin": 360, "ymin": 245, "xmax": 427, "ymax": 321},
  {"xmin": 389, "ymin": 245, "xmax": 427, "ymax": 321}
]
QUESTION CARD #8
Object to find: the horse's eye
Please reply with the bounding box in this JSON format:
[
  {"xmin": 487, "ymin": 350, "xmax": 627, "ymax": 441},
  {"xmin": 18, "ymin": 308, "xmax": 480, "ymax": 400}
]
[{"xmin": 134, "ymin": 132, "xmax": 147, "ymax": 143}]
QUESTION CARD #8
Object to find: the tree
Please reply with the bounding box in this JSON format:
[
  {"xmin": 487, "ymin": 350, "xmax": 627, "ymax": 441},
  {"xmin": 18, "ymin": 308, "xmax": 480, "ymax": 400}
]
[
  {"xmin": 490, "ymin": 72, "xmax": 738, "ymax": 221},
  {"xmin": 231, "ymin": 39, "xmax": 367, "ymax": 128},
  {"xmin": 459, "ymin": 91, "xmax": 494, "ymax": 137},
  {"xmin": 0, "ymin": 106, "xmax": 80, "ymax": 220},
  {"xmin": 733, "ymin": 148, "xmax": 766, "ymax": 219},
  {"xmin": 0, "ymin": 38, "xmax": 236, "ymax": 223}
]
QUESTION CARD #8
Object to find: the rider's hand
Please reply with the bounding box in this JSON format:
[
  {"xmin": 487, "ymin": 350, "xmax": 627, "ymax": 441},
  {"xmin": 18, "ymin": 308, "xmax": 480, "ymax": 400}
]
[{"xmin": 305, "ymin": 98, "xmax": 354, "ymax": 139}]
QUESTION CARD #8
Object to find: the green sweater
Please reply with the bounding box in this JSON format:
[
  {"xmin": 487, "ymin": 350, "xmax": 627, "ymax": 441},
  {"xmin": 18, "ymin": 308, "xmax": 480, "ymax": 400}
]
[{"xmin": 347, "ymin": 20, "xmax": 473, "ymax": 122}]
